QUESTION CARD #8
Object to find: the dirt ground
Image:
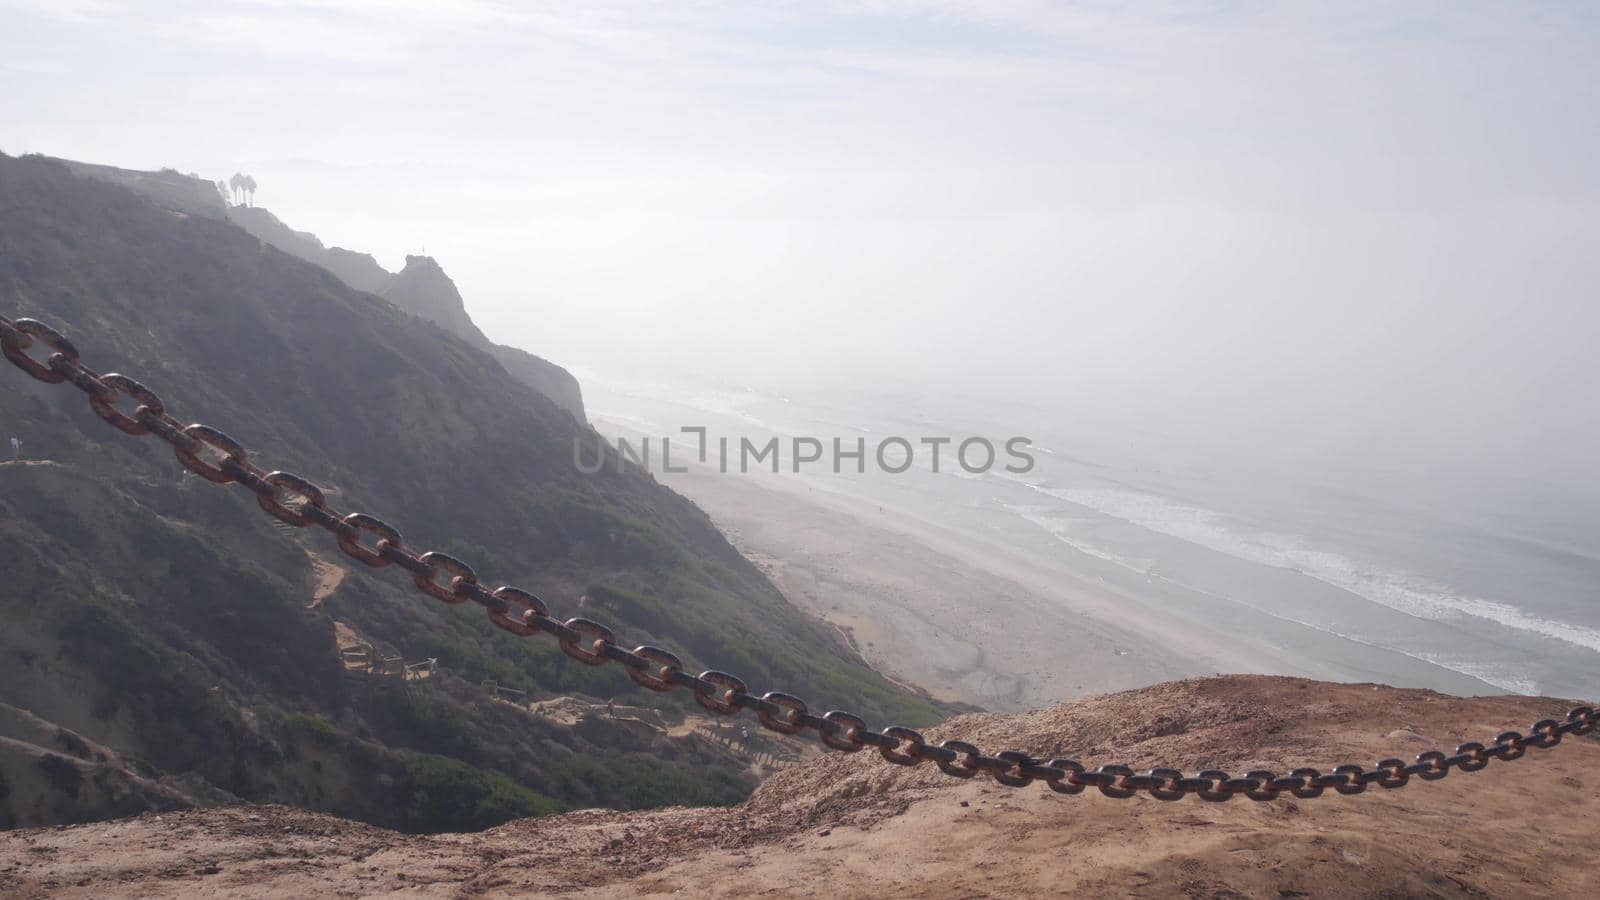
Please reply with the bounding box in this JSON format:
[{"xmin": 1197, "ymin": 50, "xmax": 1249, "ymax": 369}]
[{"xmin": 2, "ymin": 675, "xmax": 1594, "ymax": 898}]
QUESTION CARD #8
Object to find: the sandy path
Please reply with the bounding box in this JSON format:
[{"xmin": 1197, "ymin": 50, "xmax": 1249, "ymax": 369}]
[{"xmin": 307, "ymin": 551, "xmax": 345, "ymax": 607}]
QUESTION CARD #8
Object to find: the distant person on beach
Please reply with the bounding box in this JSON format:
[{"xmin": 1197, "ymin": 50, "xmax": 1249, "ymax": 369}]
[{"xmin": 8, "ymin": 437, "xmax": 19, "ymax": 459}]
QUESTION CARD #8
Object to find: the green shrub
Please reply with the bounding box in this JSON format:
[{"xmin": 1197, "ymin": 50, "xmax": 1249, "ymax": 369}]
[
  {"xmin": 402, "ymin": 753, "xmax": 561, "ymax": 833},
  {"xmin": 372, "ymin": 692, "xmax": 473, "ymax": 758},
  {"xmin": 439, "ymin": 538, "xmax": 507, "ymax": 580},
  {"xmin": 546, "ymin": 755, "xmax": 749, "ymax": 810},
  {"xmin": 57, "ymin": 603, "xmax": 164, "ymax": 685},
  {"xmin": 284, "ymin": 713, "xmax": 339, "ymax": 746}
]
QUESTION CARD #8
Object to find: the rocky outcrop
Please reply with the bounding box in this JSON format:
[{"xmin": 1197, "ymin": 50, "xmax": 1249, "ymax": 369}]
[
  {"xmin": 380, "ymin": 255, "xmax": 586, "ymax": 420},
  {"xmin": 379, "ymin": 255, "xmax": 492, "ymax": 346}
]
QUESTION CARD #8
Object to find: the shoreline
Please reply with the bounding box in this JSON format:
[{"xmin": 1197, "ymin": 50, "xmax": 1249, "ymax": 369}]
[
  {"xmin": 593, "ymin": 418, "xmax": 1505, "ymax": 712},
  {"xmin": 597, "ymin": 419, "xmax": 1323, "ymax": 711}
]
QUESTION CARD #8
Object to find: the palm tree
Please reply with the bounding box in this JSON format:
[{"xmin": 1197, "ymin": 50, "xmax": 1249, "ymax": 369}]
[
  {"xmin": 243, "ymin": 174, "xmax": 257, "ymax": 207},
  {"xmin": 228, "ymin": 173, "xmax": 244, "ymax": 205}
]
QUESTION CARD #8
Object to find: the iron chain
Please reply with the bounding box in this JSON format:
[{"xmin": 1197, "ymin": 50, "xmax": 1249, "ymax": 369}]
[{"xmin": 4, "ymin": 313, "xmax": 1595, "ymax": 801}]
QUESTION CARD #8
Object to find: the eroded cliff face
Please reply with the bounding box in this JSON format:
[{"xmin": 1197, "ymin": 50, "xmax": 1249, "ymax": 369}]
[{"xmin": 1, "ymin": 676, "xmax": 1594, "ymax": 898}]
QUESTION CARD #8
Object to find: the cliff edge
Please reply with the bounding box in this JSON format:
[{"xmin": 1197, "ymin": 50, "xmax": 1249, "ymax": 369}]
[{"xmin": 2, "ymin": 676, "xmax": 1593, "ymax": 898}]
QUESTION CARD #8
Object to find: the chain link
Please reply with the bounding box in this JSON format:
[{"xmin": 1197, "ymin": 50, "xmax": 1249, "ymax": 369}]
[{"xmin": 4, "ymin": 313, "xmax": 1595, "ymax": 801}]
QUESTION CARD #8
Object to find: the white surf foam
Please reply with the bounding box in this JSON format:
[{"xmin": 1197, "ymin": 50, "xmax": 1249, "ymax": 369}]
[{"xmin": 1021, "ymin": 484, "xmax": 1600, "ymax": 659}]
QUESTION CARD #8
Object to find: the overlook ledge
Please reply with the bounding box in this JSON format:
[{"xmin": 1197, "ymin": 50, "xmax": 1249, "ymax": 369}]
[{"xmin": 1, "ymin": 675, "xmax": 1593, "ymax": 898}]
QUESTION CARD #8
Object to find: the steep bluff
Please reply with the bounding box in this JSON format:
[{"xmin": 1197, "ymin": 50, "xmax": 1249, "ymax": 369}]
[
  {"xmin": 48, "ymin": 158, "xmax": 586, "ymax": 421},
  {"xmin": 0, "ymin": 152, "xmax": 946, "ymax": 833}
]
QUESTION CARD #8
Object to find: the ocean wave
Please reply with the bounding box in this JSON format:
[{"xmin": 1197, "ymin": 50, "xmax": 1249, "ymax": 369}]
[
  {"xmin": 1004, "ymin": 504, "xmax": 1153, "ymax": 569},
  {"xmin": 1023, "ymin": 484, "xmax": 1600, "ymax": 659},
  {"xmin": 675, "ymin": 390, "xmax": 777, "ymax": 433},
  {"xmin": 1008, "ymin": 501, "xmax": 1546, "ymax": 694},
  {"xmin": 589, "ymin": 377, "xmax": 784, "ymax": 435},
  {"xmin": 1407, "ymin": 654, "xmax": 1541, "ymax": 696}
]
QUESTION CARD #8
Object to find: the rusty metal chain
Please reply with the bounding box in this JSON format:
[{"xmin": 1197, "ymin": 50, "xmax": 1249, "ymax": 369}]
[{"xmin": 3, "ymin": 313, "xmax": 1595, "ymax": 802}]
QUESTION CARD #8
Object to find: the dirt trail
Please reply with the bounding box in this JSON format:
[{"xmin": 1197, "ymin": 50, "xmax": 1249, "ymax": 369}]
[
  {"xmin": 1, "ymin": 676, "xmax": 1594, "ymax": 898},
  {"xmin": 308, "ymin": 551, "xmax": 345, "ymax": 606}
]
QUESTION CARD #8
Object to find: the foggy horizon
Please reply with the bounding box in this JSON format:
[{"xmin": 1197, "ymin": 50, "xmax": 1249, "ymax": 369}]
[{"xmin": 6, "ymin": 1, "xmax": 1599, "ymax": 482}]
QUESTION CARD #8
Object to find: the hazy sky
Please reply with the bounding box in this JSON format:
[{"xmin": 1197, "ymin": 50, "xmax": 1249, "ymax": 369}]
[{"xmin": 4, "ymin": 1, "xmax": 1598, "ymax": 479}]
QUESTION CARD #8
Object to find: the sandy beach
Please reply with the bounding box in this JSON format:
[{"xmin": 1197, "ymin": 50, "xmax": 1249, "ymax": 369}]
[{"xmin": 596, "ymin": 419, "xmax": 1316, "ymax": 712}]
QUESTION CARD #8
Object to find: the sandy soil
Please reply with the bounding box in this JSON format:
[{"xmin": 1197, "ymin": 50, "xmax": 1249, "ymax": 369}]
[
  {"xmin": 624, "ymin": 440, "xmax": 1304, "ymax": 712},
  {"xmin": 308, "ymin": 551, "xmax": 346, "ymax": 606},
  {"xmin": 3, "ymin": 676, "xmax": 1593, "ymax": 898}
]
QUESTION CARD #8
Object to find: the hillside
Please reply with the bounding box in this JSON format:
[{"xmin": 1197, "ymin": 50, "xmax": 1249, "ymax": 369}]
[
  {"xmin": 52, "ymin": 158, "xmax": 586, "ymax": 420},
  {"xmin": 51, "ymin": 159, "xmax": 227, "ymax": 220},
  {"xmin": 1, "ymin": 676, "xmax": 1594, "ymax": 897},
  {"xmin": 0, "ymin": 152, "xmax": 948, "ymax": 832},
  {"xmin": 220, "ymin": 205, "xmax": 392, "ymax": 297},
  {"xmin": 224, "ymin": 206, "xmax": 587, "ymax": 420}
]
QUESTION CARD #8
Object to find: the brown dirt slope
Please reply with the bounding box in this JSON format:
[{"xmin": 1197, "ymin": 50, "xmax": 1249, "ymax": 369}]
[{"xmin": 2, "ymin": 675, "xmax": 1594, "ymax": 898}]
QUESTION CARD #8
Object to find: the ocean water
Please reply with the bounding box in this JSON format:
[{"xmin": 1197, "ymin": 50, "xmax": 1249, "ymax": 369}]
[{"xmin": 582, "ymin": 374, "xmax": 1600, "ymax": 700}]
